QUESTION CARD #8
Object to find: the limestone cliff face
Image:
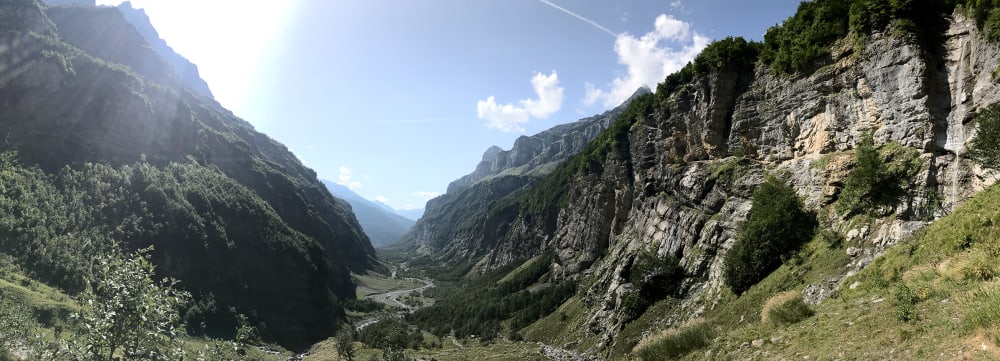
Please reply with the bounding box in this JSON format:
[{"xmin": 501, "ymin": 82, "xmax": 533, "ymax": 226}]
[
  {"xmin": 573, "ymin": 13, "xmax": 999, "ymax": 350},
  {"xmin": 424, "ymin": 12, "xmax": 1000, "ymax": 352}
]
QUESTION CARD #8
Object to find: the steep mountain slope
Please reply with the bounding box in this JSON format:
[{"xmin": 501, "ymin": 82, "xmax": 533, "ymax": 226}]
[
  {"xmin": 405, "ymin": 2, "xmax": 1000, "ymax": 359},
  {"xmin": 0, "ymin": 0, "xmax": 374, "ymax": 349},
  {"xmin": 323, "ymin": 180, "xmax": 415, "ymax": 247},
  {"xmin": 394, "ymin": 88, "xmax": 648, "ymax": 259},
  {"xmin": 114, "ymin": 1, "xmax": 215, "ymax": 100}
]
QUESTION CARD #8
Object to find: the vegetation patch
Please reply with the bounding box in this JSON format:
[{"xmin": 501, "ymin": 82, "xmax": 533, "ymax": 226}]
[
  {"xmin": 761, "ymin": 291, "xmax": 814, "ymax": 325},
  {"xmin": 724, "ymin": 175, "xmax": 817, "ymax": 295},
  {"xmin": 634, "ymin": 320, "xmax": 715, "ymax": 361}
]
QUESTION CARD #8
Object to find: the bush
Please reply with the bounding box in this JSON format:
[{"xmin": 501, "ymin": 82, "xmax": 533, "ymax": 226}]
[
  {"xmin": 761, "ymin": 291, "xmax": 814, "ymax": 325},
  {"xmin": 838, "ymin": 131, "xmax": 920, "ymax": 216},
  {"xmin": 724, "ymin": 176, "xmax": 816, "ymax": 295},
  {"xmin": 635, "ymin": 321, "xmax": 715, "ymax": 360},
  {"xmin": 969, "ymin": 103, "xmax": 1000, "ymax": 169}
]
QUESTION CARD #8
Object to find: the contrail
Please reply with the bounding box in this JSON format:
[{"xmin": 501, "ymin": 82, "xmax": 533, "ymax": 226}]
[{"xmin": 536, "ymin": 0, "xmax": 617, "ymax": 38}]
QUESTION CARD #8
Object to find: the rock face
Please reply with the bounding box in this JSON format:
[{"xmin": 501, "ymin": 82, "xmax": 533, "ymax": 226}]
[
  {"xmin": 0, "ymin": 1, "xmax": 375, "ymax": 349},
  {"xmin": 418, "ymin": 11, "xmax": 1000, "ymax": 353},
  {"xmin": 395, "ymin": 89, "xmax": 649, "ymax": 258}
]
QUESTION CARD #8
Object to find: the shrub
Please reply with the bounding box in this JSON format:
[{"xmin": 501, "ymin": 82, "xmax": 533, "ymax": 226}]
[
  {"xmin": 838, "ymin": 131, "xmax": 920, "ymax": 216},
  {"xmin": 761, "ymin": 291, "xmax": 814, "ymax": 325},
  {"xmin": 969, "ymin": 103, "xmax": 1000, "ymax": 170},
  {"xmin": 724, "ymin": 176, "xmax": 816, "ymax": 295},
  {"xmin": 635, "ymin": 321, "xmax": 715, "ymax": 360}
]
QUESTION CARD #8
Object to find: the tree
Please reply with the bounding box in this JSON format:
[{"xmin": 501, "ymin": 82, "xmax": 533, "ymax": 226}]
[
  {"xmin": 337, "ymin": 331, "xmax": 356, "ymax": 361},
  {"xmin": 838, "ymin": 130, "xmax": 918, "ymax": 216},
  {"xmin": 969, "ymin": 103, "xmax": 1000, "ymax": 169},
  {"xmin": 838, "ymin": 130, "xmax": 880, "ymax": 214},
  {"xmin": 71, "ymin": 247, "xmax": 190, "ymax": 361},
  {"xmin": 724, "ymin": 176, "xmax": 816, "ymax": 295}
]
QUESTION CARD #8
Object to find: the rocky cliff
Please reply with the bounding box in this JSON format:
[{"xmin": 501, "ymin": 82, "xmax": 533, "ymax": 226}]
[
  {"xmin": 395, "ymin": 90, "xmax": 647, "ymax": 260},
  {"xmin": 0, "ymin": 0, "xmax": 374, "ymax": 349},
  {"xmin": 414, "ymin": 8, "xmax": 1000, "ymax": 355}
]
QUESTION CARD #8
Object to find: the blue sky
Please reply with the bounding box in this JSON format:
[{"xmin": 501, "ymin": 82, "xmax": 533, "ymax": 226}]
[{"xmin": 96, "ymin": 0, "xmax": 800, "ymax": 211}]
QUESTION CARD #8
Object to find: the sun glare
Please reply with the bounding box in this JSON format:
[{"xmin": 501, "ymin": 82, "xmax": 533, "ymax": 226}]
[{"xmin": 95, "ymin": 0, "xmax": 298, "ymax": 118}]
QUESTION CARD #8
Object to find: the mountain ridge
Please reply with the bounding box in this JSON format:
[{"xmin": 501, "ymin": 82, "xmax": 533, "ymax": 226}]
[{"xmin": 322, "ymin": 180, "xmax": 415, "ymax": 247}]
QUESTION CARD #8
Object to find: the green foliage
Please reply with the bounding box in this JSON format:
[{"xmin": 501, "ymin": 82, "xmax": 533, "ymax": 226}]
[
  {"xmin": 969, "ymin": 103, "xmax": 1000, "ymax": 169},
  {"xmin": 0, "ymin": 153, "xmax": 345, "ymax": 348},
  {"xmin": 838, "ymin": 132, "xmax": 922, "ymax": 216},
  {"xmin": 961, "ymin": 0, "xmax": 1000, "ymax": 41},
  {"xmin": 622, "ymin": 250, "xmax": 685, "ymax": 321},
  {"xmin": 358, "ymin": 319, "xmax": 421, "ymax": 350},
  {"xmin": 70, "ymin": 248, "xmax": 190, "ymax": 361},
  {"xmin": 724, "ymin": 176, "xmax": 816, "ymax": 295},
  {"xmin": 344, "ymin": 298, "xmax": 386, "ymax": 313},
  {"xmin": 656, "ymin": 37, "xmax": 760, "ymax": 102},
  {"xmin": 894, "ymin": 283, "xmax": 918, "ymax": 322},
  {"xmin": 758, "ymin": 0, "xmax": 961, "ymax": 75},
  {"xmin": 635, "ymin": 322, "xmax": 715, "ymax": 361},
  {"xmin": 0, "ymin": 290, "xmax": 38, "ymax": 357},
  {"xmin": 964, "ymin": 283, "xmax": 1000, "ymax": 332},
  {"xmin": 337, "ymin": 330, "xmax": 356, "ymax": 361},
  {"xmin": 760, "ymin": 0, "xmax": 850, "ymax": 74},
  {"xmin": 408, "ymin": 256, "xmax": 576, "ymax": 341}
]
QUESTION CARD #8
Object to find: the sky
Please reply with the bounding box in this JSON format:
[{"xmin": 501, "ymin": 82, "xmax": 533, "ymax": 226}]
[{"xmin": 96, "ymin": 0, "xmax": 801, "ymax": 212}]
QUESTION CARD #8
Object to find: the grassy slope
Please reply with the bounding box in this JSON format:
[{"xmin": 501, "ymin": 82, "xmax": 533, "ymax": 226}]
[{"xmin": 631, "ymin": 182, "xmax": 1000, "ymax": 361}]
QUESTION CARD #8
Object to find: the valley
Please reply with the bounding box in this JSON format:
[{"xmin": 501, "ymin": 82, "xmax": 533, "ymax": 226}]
[{"xmin": 5, "ymin": 0, "xmax": 1000, "ymax": 360}]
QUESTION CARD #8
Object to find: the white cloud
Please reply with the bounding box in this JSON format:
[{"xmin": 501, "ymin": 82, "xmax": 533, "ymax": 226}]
[
  {"xmin": 477, "ymin": 71, "xmax": 565, "ymax": 133},
  {"xmin": 399, "ymin": 203, "xmax": 419, "ymax": 211},
  {"xmin": 337, "ymin": 166, "xmax": 363, "ymax": 190},
  {"xmin": 411, "ymin": 191, "xmax": 441, "ymax": 201},
  {"xmin": 585, "ymin": 14, "xmax": 709, "ymax": 108},
  {"xmin": 375, "ymin": 195, "xmax": 389, "ymax": 203},
  {"xmin": 670, "ymin": 0, "xmax": 684, "ymax": 9}
]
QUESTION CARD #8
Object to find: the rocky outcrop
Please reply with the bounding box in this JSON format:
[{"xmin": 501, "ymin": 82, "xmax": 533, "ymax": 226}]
[{"xmin": 570, "ymin": 13, "xmax": 1000, "ymax": 351}]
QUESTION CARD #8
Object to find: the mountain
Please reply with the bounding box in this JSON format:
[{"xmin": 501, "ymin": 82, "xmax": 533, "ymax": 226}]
[
  {"xmin": 395, "ymin": 207, "xmax": 425, "ymax": 221},
  {"xmin": 392, "ymin": 88, "xmax": 646, "ymax": 258},
  {"xmin": 401, "ymin": 2, "xmax": 1000, "ymax": 359},
  {"xmin": 41, "ymin": 0, "xmax": 93, "ymax": 5},
  {"xmin": 323, "ymin": 180, "xmax": 416, "ymax": 247},
  {"xmin": 114, "ymin": 1, "xmax": 215, "ymax": 100},
  {"xmin": 0, "ymin": 0, "xmax": 374, "ymax": 349}
]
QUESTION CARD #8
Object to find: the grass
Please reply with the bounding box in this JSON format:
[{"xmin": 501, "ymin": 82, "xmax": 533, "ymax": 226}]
[
  {"xmin": 760, "ymin": 291, "xmax": 813, "ymax": 325},
  {"xmin": 498, "ymin": 255, "xmax": 545, "ymax": 284},
  {"xmin": 634, "ymin": 320, "xmax": 715, "ymax": 360},
  {"xmin": 651, "ymin": 182, "xmax": 1000, "ymax": 360},
  {"xmin": 521, "ymin": 296, "xmax": 600, "ymax": 352},
  {"xmin": 354, "ymin": 272, "xmax": 424, "ymax": 297}
]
